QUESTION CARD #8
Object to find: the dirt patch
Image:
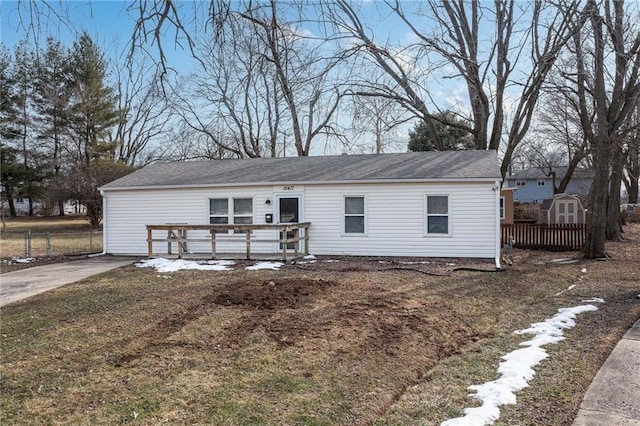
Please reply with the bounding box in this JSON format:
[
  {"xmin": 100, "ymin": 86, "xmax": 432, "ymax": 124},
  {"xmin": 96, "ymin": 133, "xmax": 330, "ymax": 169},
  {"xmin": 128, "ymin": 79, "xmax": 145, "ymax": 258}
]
[{"xmin": 209, "ymin": 277, "xmax": 337, "ymax": 310}]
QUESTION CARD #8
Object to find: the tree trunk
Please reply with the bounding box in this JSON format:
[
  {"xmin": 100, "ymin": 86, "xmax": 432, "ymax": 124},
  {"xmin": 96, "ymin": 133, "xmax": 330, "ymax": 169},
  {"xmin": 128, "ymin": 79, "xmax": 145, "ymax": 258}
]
[
  {"xmin": 606, "ymin": 145, "xmax": 624, "ymax": 240},
  {"xmin": 7, "ymin": 198, "xmax": 17, "ymax": 217},
  {"xmin": 584, "ymin": 138, "xmax": 610, "ymax": 258},
  {"xmin": 58, "ymin": 199, "xmax": 65, "ymax": 216}
]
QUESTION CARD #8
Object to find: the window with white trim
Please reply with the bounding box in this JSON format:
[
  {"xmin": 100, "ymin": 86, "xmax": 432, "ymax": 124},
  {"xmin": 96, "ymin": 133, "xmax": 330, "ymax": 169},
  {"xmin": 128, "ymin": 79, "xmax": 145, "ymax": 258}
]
[
  {"xmin": 537, "ymin": 179, "xmax": 545, "ymax": 186},
  {"xmin": 209, "ymin": 197, "xmax": 253, "ymax": 233},
  {"xmin": 500, "ymin": 196, "xmax": 506, "ymax": 220},
  {"xmin": 344, "ymin": 196, "xmax": 365, "ymax": 234},
  {"xmin": 233, "ymin": 198, "xmax": 253, "ymax": 233},
  {"xmin": 426, "ymin": 195, "xmax": 449, "ymax": 235},
  {"xmin": 516, "ymin": 180, "xmax": 526, "ymax": 187}
]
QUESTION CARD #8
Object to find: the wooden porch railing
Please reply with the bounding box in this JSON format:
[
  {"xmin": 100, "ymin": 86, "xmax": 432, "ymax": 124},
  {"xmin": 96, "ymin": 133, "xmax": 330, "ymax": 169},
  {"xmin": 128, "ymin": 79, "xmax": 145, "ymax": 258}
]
[
  {"xmin": 501, "ymin": 223, "xmax": 586, "ymax": 251},
  {"xmin": 146, "ymin": 223, "xmax": 310, "ymax": 261}
]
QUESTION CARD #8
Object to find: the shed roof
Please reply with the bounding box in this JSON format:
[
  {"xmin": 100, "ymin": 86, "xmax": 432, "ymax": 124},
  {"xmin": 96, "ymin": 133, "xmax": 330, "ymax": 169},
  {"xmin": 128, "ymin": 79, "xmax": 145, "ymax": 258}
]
[{"xmin": 101, "ymin": 150, "xmax": 501, "ymax": 190}]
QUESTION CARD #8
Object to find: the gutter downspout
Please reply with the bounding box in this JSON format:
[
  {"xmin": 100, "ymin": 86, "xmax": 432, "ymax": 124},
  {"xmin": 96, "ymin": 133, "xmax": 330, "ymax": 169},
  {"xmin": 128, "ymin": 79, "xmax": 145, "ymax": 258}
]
[
  {"xmin": 494, "ymin": 180, "xmax": 502, "ymax": 269},
  {"xmin": 99, "ymin": 189, "xmax": 107, "ymax": 256}
]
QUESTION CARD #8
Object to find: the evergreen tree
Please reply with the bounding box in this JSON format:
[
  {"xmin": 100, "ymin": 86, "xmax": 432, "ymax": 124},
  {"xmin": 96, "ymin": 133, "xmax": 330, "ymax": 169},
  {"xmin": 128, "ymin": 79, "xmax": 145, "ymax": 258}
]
[
  {"xmin": 408, "ymin": 111, "xmax": 475, "ymax": 152},
  {"xmin": 67, "ymin": 32, "xmax": 120, "ymax": 164},
  {"xmin": 0, "ymin": 46, "xmax": 21, "ymax": 141},
  {"xmin": 33, "ymin": 38, "xmax": 74, "ymax": 215},
  {"xmin": 65, "ymin": 32, "xmax": 122, "ymax": 225}
]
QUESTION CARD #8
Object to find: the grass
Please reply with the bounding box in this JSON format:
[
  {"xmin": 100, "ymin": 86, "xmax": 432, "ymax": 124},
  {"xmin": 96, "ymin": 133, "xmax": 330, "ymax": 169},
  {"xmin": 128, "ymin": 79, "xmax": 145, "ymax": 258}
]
[
  {"xmin": 0, "ymin": 216, "xmax": 102, "ymax": 270},
  {"xmin": 1, "ymin": 224, "xmax": 639, "ymax": 425}
]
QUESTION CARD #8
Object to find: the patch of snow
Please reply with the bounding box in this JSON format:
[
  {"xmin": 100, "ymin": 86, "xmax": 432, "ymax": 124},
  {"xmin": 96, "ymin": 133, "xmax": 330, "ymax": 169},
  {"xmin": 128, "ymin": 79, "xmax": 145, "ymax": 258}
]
[
  {"xmin": 447, "ymin": 263, "xmax": 456, "ymax": 266},
  {"xmin": 136, "ymin": 258, "xmax": 235, "ymax": 272},
  {"xmin": 246, "ymin": 261, "xmax": 284, "ymax": 271},
  {"xmin": 296, "ymin": 254, "xmax": 317, "ymax": 264},
  {"xmin": 554, "ymin": 284, "xmax": 576, "ymax": 296},
  {"xmin": 322, "ymin": 259, "xmax": 340, "ymax": 263},
  {"xmin": 582, "ymin": 297, "xmax": 604, "ymax": 304},
  {"xmin": 549, "ymin": 258, "xmax": 579, "ymax": 264},
  {"xmin": 441, "ymin": 302, "xmax": 602, "ymax": 426},
  {"xmin": 581, "ymin": 268, "xmax": 587, "ymax": 273},
  {"xmin": 13, "ymin": 257, "xmax": 35, "ymax": 264}
]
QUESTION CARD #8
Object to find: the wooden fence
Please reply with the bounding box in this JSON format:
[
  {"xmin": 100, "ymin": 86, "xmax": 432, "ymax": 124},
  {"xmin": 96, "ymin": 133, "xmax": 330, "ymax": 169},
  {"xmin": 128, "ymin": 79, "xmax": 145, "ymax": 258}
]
[{"xmin": 501, "ymin": 223, "xmax": 586, "ymax": 251}]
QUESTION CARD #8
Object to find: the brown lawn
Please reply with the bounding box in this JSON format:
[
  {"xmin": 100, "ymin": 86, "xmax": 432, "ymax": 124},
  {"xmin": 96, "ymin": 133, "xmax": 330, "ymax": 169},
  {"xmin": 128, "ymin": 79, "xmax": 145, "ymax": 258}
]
[{"xmin": 1, "ymin": 224, "xmax": 638, "ymax": 425}]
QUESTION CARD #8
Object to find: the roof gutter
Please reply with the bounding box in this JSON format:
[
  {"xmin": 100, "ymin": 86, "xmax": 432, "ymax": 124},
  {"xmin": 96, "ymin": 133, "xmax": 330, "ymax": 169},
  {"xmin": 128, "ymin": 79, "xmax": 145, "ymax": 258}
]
[{"xmin": 99, "ymin": 177, "xmax": 503, "ymax": 192}]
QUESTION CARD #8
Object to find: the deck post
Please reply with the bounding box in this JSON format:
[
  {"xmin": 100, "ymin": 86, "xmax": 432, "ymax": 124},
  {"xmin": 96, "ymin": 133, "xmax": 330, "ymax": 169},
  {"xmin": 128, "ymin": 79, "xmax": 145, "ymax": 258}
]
[
  {"xmin": 210, "ymin": 230, "xmax": 216, "ymax": 259},
  {"xmin": 177, "ymin": 229, "xmax": 183, "ymax": 259},
  {"xmin": 246, "ymin": 231, "xmax": 251, "ymax": 260},
  {"xmin": 304, "ymin": 226, "xmax": 309, "ymax": 255},
  {"xmin": 147, "ymin": 228, "xmax": 153, "ymax": 258},
  {"xmin": 282, "ymin": 226, "xmax": 288, "ymax": 262},
  {"xmin": 167, "ymin": 230, "xmax": 172, "ymax": 255}
]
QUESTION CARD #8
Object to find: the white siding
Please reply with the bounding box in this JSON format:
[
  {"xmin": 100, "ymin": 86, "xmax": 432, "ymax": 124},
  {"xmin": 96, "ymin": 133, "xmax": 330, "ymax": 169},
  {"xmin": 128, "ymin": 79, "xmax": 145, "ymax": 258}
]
[
  {"xmin": 104, "ymin": 186, "xmax": 276, "ymax": 256},
  {"xmin": 103, "ymin": 181, "xmax": 498, "ymax": 259}
]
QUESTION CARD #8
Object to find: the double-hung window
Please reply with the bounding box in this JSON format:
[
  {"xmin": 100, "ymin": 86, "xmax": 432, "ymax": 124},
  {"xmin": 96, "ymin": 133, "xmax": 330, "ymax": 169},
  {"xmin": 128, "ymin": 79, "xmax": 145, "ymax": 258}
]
[
  {"xmin": 426, "ymin": 195, "xmax": 449, "ymax": 235},
  {"xmin": 233, "ymin": 198, "xmax": 253, "ymax": 234},
  {"xmin": 209, "ymin": 198, "xmax": 229, "ymax": 233},
  {"xmin": 344, "ymin": 196, "xmax": 365, "ymax": 234},
  {"xmin": 500, "ymin": 197, "xmax": 506, "ymax": 220},
  {"xmin": 209, "ymin": 197, "xmax": 253, "ymax": 234}
]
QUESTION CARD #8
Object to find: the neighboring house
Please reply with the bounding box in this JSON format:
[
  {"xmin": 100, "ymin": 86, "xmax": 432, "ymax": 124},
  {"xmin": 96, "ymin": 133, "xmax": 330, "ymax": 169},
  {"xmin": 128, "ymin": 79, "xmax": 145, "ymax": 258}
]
[
  {"xmin": 1, "ymin": 198, "xmax": 86, "ymax": 216},
  {"xmin": 100, "ymin": 151, "xmax": 504, "ymax": 265},
  {"xmin": 539, "ymin": 194, "xmax": 586, "ymax": 224},
  {"xmin": 505, "ymin": 167, "xmax": 593, "ymax": 203},
  {"xmin": 500, "ymin": 188, "xmax": 516, "ymax": 225}
]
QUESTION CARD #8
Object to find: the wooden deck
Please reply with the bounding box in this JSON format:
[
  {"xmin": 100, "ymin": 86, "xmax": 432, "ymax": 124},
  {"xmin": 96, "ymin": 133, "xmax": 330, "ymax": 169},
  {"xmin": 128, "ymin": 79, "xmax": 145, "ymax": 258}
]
[{"xmin": 146, "ymin": 223, "xmax": 310, "ymax": 261}]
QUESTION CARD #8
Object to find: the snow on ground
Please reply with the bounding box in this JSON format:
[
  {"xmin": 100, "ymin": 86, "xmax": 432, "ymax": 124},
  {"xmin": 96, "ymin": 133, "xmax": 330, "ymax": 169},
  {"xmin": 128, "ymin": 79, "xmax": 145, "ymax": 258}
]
[
  {"xmin": 12, "ymin": 257, "xmax": 35, "ymax": 264},
  {"xmin": 555, "ymin": 284, "xmax": 576, "ymax": 296},
  {"xmin": 441, "ymin": 300, "xmax": 604, "ymax": 426},
  {"xmin": 245, "ymin": 261, "xmax": 284, "ymax": 271},
  {"xmin": 136, "ymin": 258, "xmax": 235, "ymax": 272},
  {"xmin": 295, "ymin": 255, "xmax": 317, "ymax": 264}
]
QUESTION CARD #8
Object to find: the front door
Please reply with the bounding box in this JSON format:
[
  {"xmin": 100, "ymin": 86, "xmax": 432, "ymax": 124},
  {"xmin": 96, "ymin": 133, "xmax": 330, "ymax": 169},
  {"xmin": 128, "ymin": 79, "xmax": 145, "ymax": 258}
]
[{"xmin": 277, "ymin": 196, "xmax": 301, "ymax": 251}]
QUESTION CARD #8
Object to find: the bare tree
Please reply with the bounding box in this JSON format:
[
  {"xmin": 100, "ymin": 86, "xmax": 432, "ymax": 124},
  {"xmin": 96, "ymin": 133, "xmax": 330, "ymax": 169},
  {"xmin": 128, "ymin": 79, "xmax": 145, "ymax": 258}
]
[
  {"xmin": 111, "ymin": 54, "xmax": 171, "ymax": 166},
  {"xmin": 326, "ymin": 1, "xmax": 585, "ymax": 177},
  {"xmin": 569, "ymin": 0, "xmax": 640, "ymax": 256},
  {"xmin": 623, "ymin": 104, "xmax": 640, "ymax": 203},
  {"xmin": 349, "ymin": 93, "xmax": 409, "ymax": 154},
  {"xmin": 171, "ymin": 1, "xmax": 348, "ymax": 158}
]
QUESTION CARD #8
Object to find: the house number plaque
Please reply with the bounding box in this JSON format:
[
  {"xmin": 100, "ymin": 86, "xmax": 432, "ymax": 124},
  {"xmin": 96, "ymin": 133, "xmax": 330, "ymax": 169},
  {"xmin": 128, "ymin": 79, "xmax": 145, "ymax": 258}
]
[{"xmin": 282, "ymin": 185, "xmax": 295, "ymax": 191}]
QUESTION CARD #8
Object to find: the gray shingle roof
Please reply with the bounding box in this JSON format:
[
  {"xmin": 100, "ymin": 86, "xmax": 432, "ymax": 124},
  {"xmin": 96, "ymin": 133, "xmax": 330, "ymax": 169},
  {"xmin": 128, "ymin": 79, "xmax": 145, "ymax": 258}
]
[
  {"xmin": 508, "ymin": 166, "xmax": 594, "ymax": 180},
  {"xmin": 101, "ymin": 150, "xmax": 501, "ymax": 190}
]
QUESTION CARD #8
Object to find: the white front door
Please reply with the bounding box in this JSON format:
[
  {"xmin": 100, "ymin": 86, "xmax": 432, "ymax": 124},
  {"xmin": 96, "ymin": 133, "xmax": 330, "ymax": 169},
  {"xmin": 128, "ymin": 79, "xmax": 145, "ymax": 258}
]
[{"xmin": 276, "ymin": 195, "xmax": 303, "ymax": 252}]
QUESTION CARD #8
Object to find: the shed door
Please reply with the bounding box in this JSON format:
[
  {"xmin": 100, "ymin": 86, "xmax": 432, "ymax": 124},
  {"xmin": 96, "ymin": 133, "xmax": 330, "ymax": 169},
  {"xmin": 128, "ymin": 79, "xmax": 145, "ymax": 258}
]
[{"xmin": 557, "ymin": 200, "xmax": 577, "ymax": 224}]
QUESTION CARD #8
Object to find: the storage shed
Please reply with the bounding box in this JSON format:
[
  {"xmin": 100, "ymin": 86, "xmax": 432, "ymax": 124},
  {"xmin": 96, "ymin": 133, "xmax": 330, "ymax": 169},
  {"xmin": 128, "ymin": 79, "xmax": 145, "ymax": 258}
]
[
  {"xmin": 99, "ymin": 151, "xmax": 504, "ymax": 266},
  {"xmin": 539, "ymin": 193, "xmax": 586, "ymax": 224}
]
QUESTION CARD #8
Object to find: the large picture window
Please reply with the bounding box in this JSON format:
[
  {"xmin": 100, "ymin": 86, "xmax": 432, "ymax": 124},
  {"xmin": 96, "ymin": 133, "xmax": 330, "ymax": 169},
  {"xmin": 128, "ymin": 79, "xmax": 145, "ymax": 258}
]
[
  {"xmin": 344, "ymin": 196, "xmax": 365, "ymax": 234},
  {"xmin": 209, "ymin": 197, "xmax": 253, "ymax": 234},
  {"xmin": 426, "ymin": 195, "xmax": 449, "ymax": 235}
]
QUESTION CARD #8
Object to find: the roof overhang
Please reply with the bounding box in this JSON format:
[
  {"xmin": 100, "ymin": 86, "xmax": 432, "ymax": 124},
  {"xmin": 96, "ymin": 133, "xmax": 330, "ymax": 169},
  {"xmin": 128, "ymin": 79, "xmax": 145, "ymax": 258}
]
[{"xmin": 99, "ymin": 177, "xmax": 502, "ymax": 192}]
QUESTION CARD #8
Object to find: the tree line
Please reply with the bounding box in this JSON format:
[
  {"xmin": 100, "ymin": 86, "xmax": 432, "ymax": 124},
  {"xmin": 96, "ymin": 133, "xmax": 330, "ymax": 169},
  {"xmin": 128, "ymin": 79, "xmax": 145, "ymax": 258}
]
[
  {"xmin": 1, "ymin": 34, "xmax": 137, "ymax": 225},
  {"xmin": 2, "ymin": 0, "xmax": 640, "ymax": 259}
]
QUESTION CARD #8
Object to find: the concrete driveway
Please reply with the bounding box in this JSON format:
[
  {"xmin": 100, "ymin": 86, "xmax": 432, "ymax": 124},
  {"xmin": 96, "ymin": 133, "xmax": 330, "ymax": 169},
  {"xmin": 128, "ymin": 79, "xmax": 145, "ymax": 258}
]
[{"xmin": 0, "ymin": 256, "xmax": 137, "ymax": 307}]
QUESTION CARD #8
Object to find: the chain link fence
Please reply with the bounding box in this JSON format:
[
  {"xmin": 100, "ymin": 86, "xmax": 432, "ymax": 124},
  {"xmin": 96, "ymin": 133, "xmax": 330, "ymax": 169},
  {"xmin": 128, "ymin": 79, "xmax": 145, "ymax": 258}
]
[{"xmin": 23, "ymin": 231, "xmax": 103, "ymax": 257}]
